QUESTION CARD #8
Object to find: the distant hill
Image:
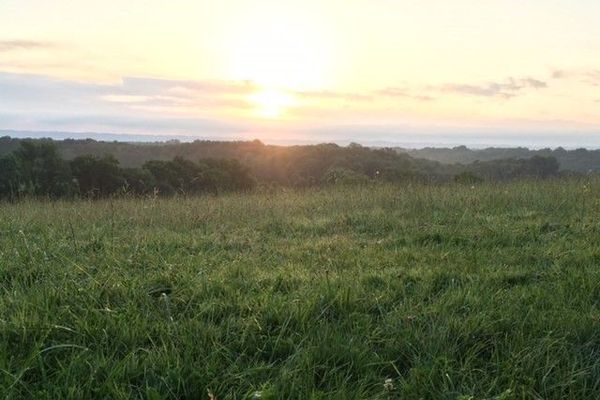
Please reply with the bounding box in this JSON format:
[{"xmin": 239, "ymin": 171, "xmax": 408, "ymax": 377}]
[
  {"xmin": 0, "ymin": 136, "xmax": 455, "ymax": 185},
  {"xmin": 3, "ymin": 130, "xmax": 599, "ymax": 173},
  {"xmin": 397, "ymin": 145, "xmax": 600, "ymax": 173},
  {"xmin": 0, "ymin": 136, "xmax": 565, "ymax": 191}
]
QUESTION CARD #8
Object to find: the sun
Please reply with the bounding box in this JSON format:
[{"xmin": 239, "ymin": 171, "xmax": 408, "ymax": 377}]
[
  {"xmin": 249, "ymin": 88, "xmax": 295, "ymax": 118},
  {"xmin": 223, "ymin": 8, "xmax": 333, "ymax": 118}
]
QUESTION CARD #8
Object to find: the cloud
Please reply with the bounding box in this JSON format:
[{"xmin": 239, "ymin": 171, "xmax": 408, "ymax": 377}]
[
  {"xmin": 101, "ymin": 78, "xmax": 255, "ymax": 110},
  {"xmin": 0, "ymin": 70, "xmax": 576, "ymax": 140},
  {"xmin": 0, "ymin": 71, "xmax": 256, "ymax": 110},
  {"xmin": 521, "ymin": 78, "xmax": 547, "ymax": 89},
  {"xmin": 0, "ymin": 40, "xmax": 54, "ymax": 52},
  {"xmin": 552, "ymin": 70, "xmax": 568, "ymax": 79},
  {"xmin": 37, "ymin": 114, "xmax": 244, "ymax": 134},
  {"xmin": 100, "ymin": 95, "xmax": 151, "ymax": 104},
  {"xmin": 375, "ymin": 77, "xmax": 547, "ymax": 101},
  {"xmin": 585, "ymin": 70, "xmax": 600, "ymax": 86},
  {"xmin": 551, "ymin": 68, "xmax": 600, "ymax": 85},
  {"xmin": 117, "ymin": 77, "xmax": 257, "ymax": 98},
  {"xmin": 297, "ymin": 77, "xmax": 545, "ymax": 103},
  {"xmin": 440, "ymin": 77, "xmax": 547, "ymax": 98},
  {"xmin": 378, "ymin": 87, "xmax": 435, "ymax": 101},
  {"xmin": 0, "ymin": 71, "xmax": 256, "ymax": 134},
  {"xmin": 552, "ymin": 69, "xmax": 598, "ymax": 80},
  {"xmin": 294, "ymin": 90, "xmax": 372, "ymax": 102},
  {"xmin": 293, "ymin": 87, "xmax": 434, "ymax": 103}
]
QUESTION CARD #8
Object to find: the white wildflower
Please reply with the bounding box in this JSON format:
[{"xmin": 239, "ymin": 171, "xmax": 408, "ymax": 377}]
[{"xmin": 383, "ymin": 378, "xmax": 395, "ymax": 392}]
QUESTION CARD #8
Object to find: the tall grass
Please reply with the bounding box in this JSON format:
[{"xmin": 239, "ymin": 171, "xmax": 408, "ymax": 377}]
[{"xmin": 1, "ymin": 179, "xmax": 599, "ymax": 399}]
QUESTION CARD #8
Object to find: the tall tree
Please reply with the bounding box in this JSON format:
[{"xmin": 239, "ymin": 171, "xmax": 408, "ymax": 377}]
[
  {"xmin": 0, "ymin": 154, "xmax": 21, "ymax": 199},
  {"xmin": 70, "ymin": 155, "xmax": 125, "ymax": 197},
  {"xmin": 13, "ymin": 141, "xmax": 74, "ymax": 197}
]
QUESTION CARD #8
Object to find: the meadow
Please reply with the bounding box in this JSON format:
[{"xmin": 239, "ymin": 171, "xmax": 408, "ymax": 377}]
[{"xmin": 1, "ymin": 180, "xmax": 599, "ymax": 399}]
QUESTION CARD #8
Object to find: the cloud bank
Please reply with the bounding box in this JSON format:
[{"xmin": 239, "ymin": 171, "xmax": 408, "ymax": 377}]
[
  {"xmin": 0, "ymin": 72, "xmax": 255, "ymax": 135},
  {"xmin": 1, "ymin": 68, "xmax": 597, "ymax": 146},
  {"xmin": 441, "ymin": 77, "xmax": 547, "ymax": 99},
  {"xmin": 0, "ymin": 40, "xmax": 54, "ymax": 52}
]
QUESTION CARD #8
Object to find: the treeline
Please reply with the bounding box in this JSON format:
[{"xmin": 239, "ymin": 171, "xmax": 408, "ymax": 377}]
[
  {"xmin": 398, "ymin": 145, "xmax": 600, "ymax": 173},
  {"xmin": 453, "ymin": 156, "xmax": 561, "ymax": 183},
  {"xmin": 0, "ymin": 141, "xmax": 254, "ymax": 200},
  {"xmin": 0, "ymin": 139, "xmax": 564, "ymax": 200},
  {"xmin": 0, "ymin": 136, "xmax": 593, "ymax": 172}
]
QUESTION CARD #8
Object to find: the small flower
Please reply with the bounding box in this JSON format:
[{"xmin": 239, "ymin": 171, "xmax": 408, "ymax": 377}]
[
  {"xmin": 207, "ymin": 389, "xmax": 216, "ymax": 400},
  {"xmin": 252, "ymin": 391, "xmax": 262, "ymax": 399},
  {"xmin": 383, "ymin": 378, "xmax": 395, "ymax": 392}
]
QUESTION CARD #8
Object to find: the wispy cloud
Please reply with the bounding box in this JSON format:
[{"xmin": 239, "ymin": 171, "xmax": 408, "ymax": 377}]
[
  {"xmin": 294, "ymin": 87, "xmax": 433, "ymax": 103},
  {"xmin": 117, "ymin": 77, "xmax": 257, "ymax": 97},
  {"xmin": 552, "ymin": 68, "xmax": 600, "ymax": 85},
  {"xmin": 377, "ymin": 77, "xmax": 547, "ymax": 101},
  {"xmin": 0, "ymin": 70, "xmax": 583, "ymax": 140},
  {"xmin": 0, "ymin": 40, "xmax": 54, "ymax": 52},
  {"xmin": 294, "ymin": 90, "xmax": 372, "ymax": 102},
  {"xmin": 100, "ymin": 77, "xmax": 255, "ymax": 110},
  {"xmin": 585, "ymin": 70, "xmax": 600, "ymax": 86},
  {"xmin": 37, "ymin": 114, "xmax": 244, "ymax": 134},
  {"xmin": 552, "ymin": 70, "xmax": 568, "ymax": 79},
  {"xmin": 378, "ymin": 87, "xmax": 435, "ymax": 101},
  {"xmin": 440, "ymin": 77, "xmax": 547, "ymax": 99},
  {"xmin": 0, "ymin": 71, "xmax": 256, "ymax": 134},
  {"xmin": 0, "ymin": 69, "xmax": 257, "ymax": 110}
]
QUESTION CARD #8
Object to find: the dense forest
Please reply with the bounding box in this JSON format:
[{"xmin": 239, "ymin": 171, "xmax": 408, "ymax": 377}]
[
  {"xmin": 0, "ymin": 141, "xmax": 254, "ymax": 199},
  {"xmin": 1, "ymin": 136, "xmax": 595, "ymax": 172},
  {"xmin": 0, "ymin": 137, "xmax": 564, "ymax": 199},
  {"xmin": 398, "ymin": 145, "xmax": 600, "ymax": 173}
]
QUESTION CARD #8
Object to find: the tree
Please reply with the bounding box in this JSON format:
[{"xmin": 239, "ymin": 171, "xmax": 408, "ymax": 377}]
[
  {"xmin": 523, "ymin": 156, "xmax": 559, "ymax": 178},
  {"xmin": 13, "ymin": 141, "xmax": 74, "ymax": 197},
  {"xmin": 122, "ymin": 168, "xmax": 156, "ymax": 195},
  {"xmin": 70, "ymin": 155, "xmax": 125, "ymax": 197},
  {"xmin": 199, "ymin": 159, "xmax": 256, "ymax": 192},
  {"xmin": 0, "ymin": 154, "xmax": 21, "ymax": 199},
  {"xmin": 143, "ymin": 157, "xmax": 203, "ymax": 195}
]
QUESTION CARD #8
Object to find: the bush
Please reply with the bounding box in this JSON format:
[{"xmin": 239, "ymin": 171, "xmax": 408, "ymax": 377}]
[
  {"xmin": 454, "ymin": 171, "xmax": 483, "ymax": 184},
  {"xmin": 322, "ymin": 168, "xmax": 370, "ymax": 185}
]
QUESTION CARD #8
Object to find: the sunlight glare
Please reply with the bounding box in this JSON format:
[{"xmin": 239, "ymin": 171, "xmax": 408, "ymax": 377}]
[
  {"xmin": 226, "ymin": 11, "xmax": 330, "ymax": 90},
  {"xmin": 250, "ymin": 88, "xmax": 295, "ymax": 118}
]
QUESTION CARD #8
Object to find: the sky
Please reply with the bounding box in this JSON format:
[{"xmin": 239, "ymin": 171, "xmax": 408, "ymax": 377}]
[{"xmin": 1, "ymin": 0, "xmax": 600, "ymax": 147}]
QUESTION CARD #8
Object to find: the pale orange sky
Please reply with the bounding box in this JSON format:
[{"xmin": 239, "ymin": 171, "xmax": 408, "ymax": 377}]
[{"xmin": 1, "ymin": 0, "xmax": 600, "ymax": 146}]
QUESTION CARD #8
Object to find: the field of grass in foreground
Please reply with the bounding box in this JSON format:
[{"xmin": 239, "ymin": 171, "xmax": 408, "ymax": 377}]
[{"xmin": 1, "ymin": 180, "xmax": 600, "ymax": 399}]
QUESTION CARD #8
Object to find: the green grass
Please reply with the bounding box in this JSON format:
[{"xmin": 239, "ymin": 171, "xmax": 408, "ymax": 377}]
[{"xmin": 1, "ymin": 180, "xmax": 600, "ymax": 399}]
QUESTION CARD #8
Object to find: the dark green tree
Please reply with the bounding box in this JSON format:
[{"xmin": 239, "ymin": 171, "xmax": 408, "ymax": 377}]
[
  {"xmin": 70, "ymin": 155, "xmax": 125, "ymax": 197},
  {"xmin": 0, "ymin": 154, "xmax": 21, "ymax": 199},
  {"xmin": 122, "ymin": 168, "xmax": 156, "ymax": 195},
  {"xmin": 13, "ymin": 141, "xmax": 74, "ymax": 197}
]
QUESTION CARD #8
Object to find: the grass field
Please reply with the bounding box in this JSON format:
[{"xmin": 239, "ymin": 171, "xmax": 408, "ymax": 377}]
[{"xmin": 1, "ymin": 180, "xmax": 600, "ymax": 399}]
